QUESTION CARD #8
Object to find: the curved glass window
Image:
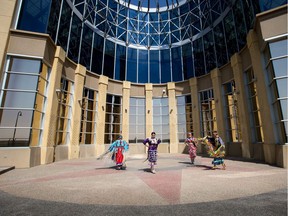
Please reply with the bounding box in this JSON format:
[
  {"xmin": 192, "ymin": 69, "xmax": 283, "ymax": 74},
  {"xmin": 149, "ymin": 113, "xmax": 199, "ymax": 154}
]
[
  {"xmin": 16, "ymin": 0, "xmax": 285, "ymax": 83},
  {"xmin": 129, "ymin": 97, "xmax": 145, "ymax": 143}
]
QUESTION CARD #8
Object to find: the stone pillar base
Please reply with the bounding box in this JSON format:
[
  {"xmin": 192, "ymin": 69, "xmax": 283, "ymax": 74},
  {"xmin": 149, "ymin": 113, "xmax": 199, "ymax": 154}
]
[
  {"xmin": 263, "ymin": 143, "xmax": 276, "ymax": 165},
  {"xmin": 276, "ymin": 144, "xmax": 288, "ymax": 168},
  {"xmin": 79, "ymin": 144, "xmax": 96, "ymax": 158},
  {"xmin": 54, "ymin": 145, "xmax": 69, "ymax": 161}
]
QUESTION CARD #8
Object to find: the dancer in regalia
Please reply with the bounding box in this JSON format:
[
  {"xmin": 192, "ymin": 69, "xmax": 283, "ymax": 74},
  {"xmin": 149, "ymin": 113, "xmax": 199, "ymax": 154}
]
[
  {"xmin": 201, "ymin": 131, "xmax": 226, "ymax": 170},
  {"xmin": 143, "ymin": 132, "xmax": 161, "ymax": 174},
  {"xmin": 108, "ymin": 135, "xmax": 129, "ymax": 170},
  {"xmin": 185, "ymin": 132, "xmax": 198, "ymax": 165}
]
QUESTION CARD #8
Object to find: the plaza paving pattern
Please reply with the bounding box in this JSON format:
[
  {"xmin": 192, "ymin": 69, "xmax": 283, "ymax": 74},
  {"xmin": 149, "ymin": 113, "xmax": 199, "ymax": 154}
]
[{"xmin": 0, "ymin": 153, "xmax": 287, "ymax": 216}]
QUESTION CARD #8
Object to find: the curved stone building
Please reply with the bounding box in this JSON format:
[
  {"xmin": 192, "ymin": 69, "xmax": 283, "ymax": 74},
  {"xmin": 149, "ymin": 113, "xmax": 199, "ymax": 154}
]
[{"xmin": 0, "ymin": 0, "xmax": 287, "ymax": 168}]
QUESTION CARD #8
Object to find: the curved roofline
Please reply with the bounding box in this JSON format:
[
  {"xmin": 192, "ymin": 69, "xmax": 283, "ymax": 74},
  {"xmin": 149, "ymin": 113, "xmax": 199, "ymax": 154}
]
[{"xmin": 116, "ymin": 0, "xmax": 188, "ymax": 12}]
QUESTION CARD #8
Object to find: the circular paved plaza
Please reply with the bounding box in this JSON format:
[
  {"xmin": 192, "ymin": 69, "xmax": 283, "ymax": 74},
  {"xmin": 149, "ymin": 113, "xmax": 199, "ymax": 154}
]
[{"xmin": 0, "ymin": 153, "xmax": 287, "ymax": 215}]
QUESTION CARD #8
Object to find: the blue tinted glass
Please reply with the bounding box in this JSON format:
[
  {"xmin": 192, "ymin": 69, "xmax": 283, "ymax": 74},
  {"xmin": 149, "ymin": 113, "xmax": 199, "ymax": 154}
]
[
  {"xmin": 138, "ymin": 50, "xmax": 148, "ymax": 83},
  {"xmin": 214, "ymin": 22, "xmax": 227, "ymax": 67},
  {"xmin": 161, "ymin": 49, "xmax": 171, "ymax": 83},
  {"xmin": 259, "ymin": 0, "xmax": 287, "ymax": 12},
  {"xmin": 171, "ymin": 47, "xmax": 183, "ymax": 82},
  {"xmin": 182, "ymin": 43, "xmax": 194, "ymax": 79},
  {"xmin": 115, "ymin": 44, "xmax": 126, "ymax": 81},
  {"xmin": 224, "ymin": 11, "xmax": 238, "ymax": 58},
  {"xmin": 56, "ymin": 0, "xmax": 71, "ymax": 51},
  {"xmin": 276, "ymin": 78, "xmax": 288, "ymax": 98},
  {"xmin": 160, "ymin": 11, "xmax": 168, "ymax": 21},
  {"xmin": 203, "ymin": 31, "xmax": 216, "ymax": 72},
  {"xmin": 68, "ymin": 14, "xmax": 82, "ymax": 63},
  {"xmin": 10, "ymin": 57, "xmax": 41, "ymax": 73},
  {"xmin": 269, "ymin": 40, "xmax": 288, "ymax": 57},
  {"xmin": 193, "ymin": 38, "xmax": 205, "ymax": 76},
  {"xmin": 80, "ymin": 25, "xmax": 93, "ymax": 70},
  {"xmin": 91, "ymin": 33, "xmax": 104, "ymax": 75},
  {"xmin": 127, "ymin": 48, "xmax": 137, "ymax": 82},
  {"xmin": 234, "ymin": 0, "xmax": 247, "ymax": 49},
  {"xmin": 17, "ymin": 0, "xmax": 51, "ymax": 33},
  {"xmin": 150, "ymin": 50, "xmax": 160, "ymax": 83},
  {"xmin": 103, "ymin": 40, "xmax": 115, "ymax": 78},
  {"xmin": 272, "ymin": 58, "xmax": 288, "ymax": 78},
  {"xmin": 47, "ymin": 0, "xmax": 61, "ymax": 41}
]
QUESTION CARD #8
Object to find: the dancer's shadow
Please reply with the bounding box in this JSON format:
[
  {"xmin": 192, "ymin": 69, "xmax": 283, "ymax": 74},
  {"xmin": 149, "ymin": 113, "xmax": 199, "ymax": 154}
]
[
  {"xmin": 94, "ymin": 165, "xmax": 118, "ymax": 170},
  {"xmin": 139, "ymin": 168, "xmax": 152, "ymax": 173},
  {"xmin": 178, "ymin": 161, "xmax": 192, "ymax": 165},
  {"xmin": 178, "ymin": 161, "xmax": 214, "ymax": 170}
]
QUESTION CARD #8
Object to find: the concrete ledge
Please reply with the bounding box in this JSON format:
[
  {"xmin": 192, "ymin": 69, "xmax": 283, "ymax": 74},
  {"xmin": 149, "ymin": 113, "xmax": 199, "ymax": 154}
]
[
  {"xmin": 79, "ymin": 144, "xmax": 96, "ymax": 158},
  {"xmin": 0, "ymin": 147, "xmax": 31, "ymax": 168}
]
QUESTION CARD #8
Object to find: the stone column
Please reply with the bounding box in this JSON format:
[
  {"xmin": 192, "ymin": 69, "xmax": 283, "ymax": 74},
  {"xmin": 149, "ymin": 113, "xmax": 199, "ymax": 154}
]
[
  {"xmin": 231, "ymin": 53, "xmax": 253, "ymax": 158},
  {"xmin": 95, "ymin": 75, "xmax": 108, "ymax": 156},
  {"xmin": 189, "ymin": 78, "xmax": 202, "ymax": 153},
  {"xmin": 40, "ymin": 46, "xmax": 65, "ymax": 164},
  {"xmin": 68, "ymin": 64, "xmax": 86, "ymax": 159},
  {"xmin": 122, "ymin": 81, "xmax": 131, "ymax": 141},
  {"xmin": 210, "ymin": 68, "xmax": 226, "ymax": 142},
  {"xmin": 145, "ymin": 84, "xmax": 153, "ymax": 137},
  {"xmin": 167, "ymin": 82, "xmax": 178, "ymax": 153},
  {"xmin": 247, "ymin": 30, "xmax": 276, "ymax": 164},
  {"xmin": 0, "ymin": 0, "xmax": 16, "ymax": 77},
  {"xmin": 189, "ymin": 78, "xmax": 201, "ymax": 137}
]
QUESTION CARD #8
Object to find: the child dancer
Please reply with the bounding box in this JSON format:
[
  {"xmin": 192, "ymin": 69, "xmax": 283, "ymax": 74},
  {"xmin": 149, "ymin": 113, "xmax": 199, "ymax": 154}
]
[{"xmin": 185, "ymin": 132, "xmax": 198, "ymax": 165}]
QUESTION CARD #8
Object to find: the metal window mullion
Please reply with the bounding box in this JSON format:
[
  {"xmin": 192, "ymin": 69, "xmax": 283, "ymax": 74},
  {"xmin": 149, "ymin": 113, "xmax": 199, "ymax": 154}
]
[
  {"xmin": 66, "ymin": 0, "xmax": 74, "ymax": 57},
  {"xmin": 7, "ymin": 71, "xmax": 42, "ymax": 76},
  {"xmin": 0, "ymin": 57, "xmax": 10, "ymax": 104},
  {"xmin": 2, "ymin": 89, "xmax": 38, "ymax": 94},
  {"xmin": 55, "ymin": 0, "xmax": 64, "ymax": 43}
]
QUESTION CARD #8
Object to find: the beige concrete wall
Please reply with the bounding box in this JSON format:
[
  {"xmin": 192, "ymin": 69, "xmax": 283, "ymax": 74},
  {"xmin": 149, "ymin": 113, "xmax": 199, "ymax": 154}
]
[
  {"xmin": 256, "ymin": 5, "xmax": 288, "ymax": 40},
  {"xmin": 167, "ymin": 82, "xmax": 178, "ymax": 153},
  {"xmin": 95, "ymin": 75, "xmax": 108, "ymax": 156},
  {"xmin": 145, "ymin": 84, "xmax": 153, "ymax": 137},
  {"xmin": 41, "ymin": 46, "xmax": 65, "ymax": 164},
  {"xmin": 122, "ymin": 81, "xmax": 131, "ymax": 141},
  {"xmin": 69, "ymin": 64, "xmax": 86, "ymax": 159},
  {"xmin": 0, "ymin": 0, "xmax": 16, "ymax": 78},
  {"xmin": 247, "ymin": 30, "xmax": 277, "ymax": 165},
  {"xmin": 231, "ymin": 54, "xmax": 253, "ymax": 158},
  {"xmin": 210, "ymin": 68, "xmax": 226, "ymax": 141},
  {"xmin": 0, "ymin": 147, "xmax": 31, "ymax": 168}
]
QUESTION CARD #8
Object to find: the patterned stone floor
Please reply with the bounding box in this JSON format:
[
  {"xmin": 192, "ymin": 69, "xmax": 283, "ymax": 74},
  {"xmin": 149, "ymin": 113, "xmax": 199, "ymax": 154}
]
[{"xmin": 0, "ymin": 153, "xmax": 287, "ymax": 215}]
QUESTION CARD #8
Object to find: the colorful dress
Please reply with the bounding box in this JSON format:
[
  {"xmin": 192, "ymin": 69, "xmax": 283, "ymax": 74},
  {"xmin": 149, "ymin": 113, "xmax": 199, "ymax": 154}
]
[
  {"xmin": 185, "ymin": 137, "xmax": 198, "ymax": 160},
  {"xmin": 207, "ymin": 136, "xmax": 225, "ymax": 166},
  {"xmin": 108, "ymin": 140, "xmax": 129, "ymax": 167},
  {"xmin": 143, "ymin": 137, "xmax": 161, "ymax": 163}
]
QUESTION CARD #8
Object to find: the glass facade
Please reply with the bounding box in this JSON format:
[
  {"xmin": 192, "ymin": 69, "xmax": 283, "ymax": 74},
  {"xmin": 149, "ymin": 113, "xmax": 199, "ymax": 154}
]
[
  {"xmin": 79, "ymin": 88, "xmax": 98, "ymax": 144},
  {"xmin": 129, "ymin": 97, "xmax": 145, "ymax": 143},
  {"xmin": 223, "ymin": 81, "xmax": 241, "ymax": 142},
  {"xmin": 153, "ymin": 97, "xmax": 169, "ymax": 142},
  {"xmin": 55, "ymin": 78, "xmax": 74, "ymax": 145},
  {"xmin": 177, "ymin": 95, "xmax": 193, "ymax": 142},
  {"xmin": 245, "ymin": 68, "xmax": 263, "ymax": 143},
  {"xmin": 15, "ymin": 0, "xmax": 286, "ymax": 84},
  {"xmin": 199, "ymin": 89, "xmax": 216, "ymax": 136},
  {"xmin": 0, "ymin": 57, "xmax": 49, "ymax": 147},
  {"xmin": 265, "ymin": 38, "xmax": 288, "ymax": 143},
  {"xmin": 104, "ymin": 94, "xmax": 122, "ymax": 144}
]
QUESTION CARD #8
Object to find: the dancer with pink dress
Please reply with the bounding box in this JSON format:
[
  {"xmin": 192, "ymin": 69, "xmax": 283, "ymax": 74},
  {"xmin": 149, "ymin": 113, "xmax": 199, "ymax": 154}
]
[{"xmin": 185, "ymin": 132, "xmax": 198, "ymax": 165}]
